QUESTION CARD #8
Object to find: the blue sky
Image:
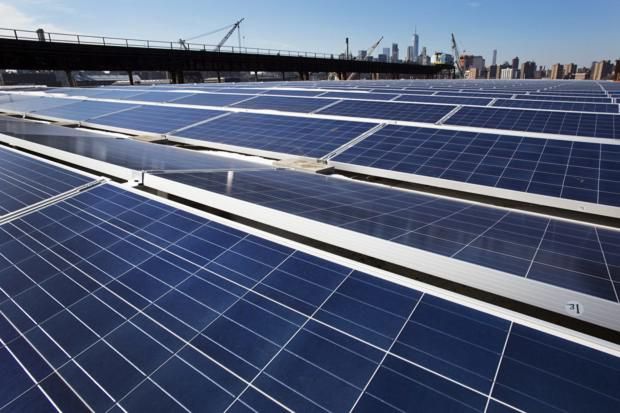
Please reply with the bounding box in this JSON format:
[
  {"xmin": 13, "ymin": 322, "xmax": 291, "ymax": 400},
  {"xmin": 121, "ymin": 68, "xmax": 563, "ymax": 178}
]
[{"xmin": 2, "ymin": 0, "xmax": 618, "ymax": 67}]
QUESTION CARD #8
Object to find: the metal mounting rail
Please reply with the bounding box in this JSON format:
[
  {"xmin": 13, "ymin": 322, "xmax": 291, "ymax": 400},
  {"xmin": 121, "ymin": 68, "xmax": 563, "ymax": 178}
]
[
  {"xmin": 0, "ymin": 179, "xmax": 106, "ymax": 226},
  {"xmin": 435, "ymin": 105, "xmax": 463, "ymax": 125},
  {"xmin": 320, "ymin": 123, "xmax": 387, "ymax": 161}
]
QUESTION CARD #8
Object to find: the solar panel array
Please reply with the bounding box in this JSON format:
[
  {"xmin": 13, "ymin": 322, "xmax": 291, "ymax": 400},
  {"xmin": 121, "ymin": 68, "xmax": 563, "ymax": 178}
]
[{"xmin": 0, "ymin": 181, "xmax": 618, "ymax": 413}]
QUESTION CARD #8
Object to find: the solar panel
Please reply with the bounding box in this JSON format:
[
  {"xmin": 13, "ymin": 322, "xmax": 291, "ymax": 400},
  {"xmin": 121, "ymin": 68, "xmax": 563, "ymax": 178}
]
[
  {"xmin": 0, "ymin": 96, "xmax": 76, "ymax": 113},
  {"xmin": 0, "ymin": 116, "xmax": 272, "ymax": 179},
  {"xmin": 317, "ymin": 100, "xmax": 456, "ymax": 123},
  {"xmin": 122, "ymin": 91, "xmax": 196, "ymax": 103},
  {"xmin": 0, "ymin": 146, "xmax": 94, "ymax": 216},
  {"xmin": 493, "ymin": 98, "xmax": 619, "ymax": 113},
  {"xmin": 231, "ymin": 96, "xmax": 332, "ymax": 113},
  {"xmin": 332, "ymin": 125, "xmax": 620, "ymax": 208},
  {"xmin": 435, "ymin": 91, "xmax": 514, "ymax": 98},
  {"xmin": 396, "ymin": 94, "xmax": 493, "ymax": 106},
  {"xmin": 148, "ymin": 169, "xmax": 620, "ymax": 304},
  {"xmin": 264, "ymin": 89, "xmax": 325, "ymax": 97},
  {"xmin": 318, "ymin": 92, "xmax": 399, "ymax": 100},
  {"xmin": 169, "ymin": 93, "xmax": 250, "ymax": 107},
  {"xmin": 445, "ymin": 106, "xmax": 619, "ymax": 139},
  {"xmin": 32, "ymin": 100, "xmax": 138, "ymax": 121},
  {"xmin": 515, "ymin": 95, "xmax": 613, "ymax": 103},
  {"xmin": 88, "ymin": 105, "xmax": 226, "ymax": 134},
  {"xmin": 171, "ymin": 112, "xmax": 375, "ymax": 158},
  {"xmin": 0, "ymin": 182, "xmax": 617, "ymax": 412}
]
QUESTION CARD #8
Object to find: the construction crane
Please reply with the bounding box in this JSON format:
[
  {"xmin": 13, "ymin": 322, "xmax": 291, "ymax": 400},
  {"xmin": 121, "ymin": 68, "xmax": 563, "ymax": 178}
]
[
  {"xmin": 451, "ymin": 33, "xmax": 465, "ymax": 78},
  {"xmin": 179, "ymin": 18, "xmax": 245, "ymax": 51},
  {"xmin": 346, "ymin": 36, "xmax": 384, "ymax": 80}
]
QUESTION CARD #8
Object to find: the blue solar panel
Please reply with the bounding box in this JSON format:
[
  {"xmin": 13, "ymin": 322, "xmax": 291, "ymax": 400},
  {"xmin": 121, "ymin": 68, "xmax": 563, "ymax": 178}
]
[
  {"xmin": 435, "ymin": 91, "xmax": 514, "ymax": 98},
  {"xmin": 172, "ymin": 112, "xmax": 375, "ymax": 157},
  {"xmin": 231, "ymin": 96, "xmax": 332, "ymax": 113},
  {"xmin": 319, "ymin": 92, "xmax": 399, "ymax": 100},
  {"xmin": 333, "ymin": 125, "xmax": 620, "ymax": 207},
  {"xmin": 0, "ymin": 183, "xmax": 617, "ymax": 412},
  {"xmin": 0, "ymin": 96, "xmax": 76, "ymax": 113},
  {"xmin": 89, "ymin": 105, "xmax": 225, "ymax": 134},
  {"xmin": 122, "ymin": 91, "xmax": 195, "ymax": 103},
  {"xmin": 32, "ymin": 100, "xmax": 138, "ymax": 121},
  {"xmin": 493, "ymin": 98, "xmax": 619, "ymax": 113},
  {"xmin": 515, "ymin": 95, "xmax": 613, "ymax": 103},
  {"xmin": 169, "ymin": 93, "xmax": 250, "ymax": 107},
  {"xmin": 0, "ymin": 116, "xmax": 272, "ymax": 174},
  {"xmin": 396, "ymin": 94, "xmax": 493, "ymax": 106},
  {"xmin": 264, "ymin": 89, "xmax": 325, "ymax": 97},
  {"xmin": 157, "ymin": 169, "xmax": 620, "ymax": 302},
  {"xmin": 317, "ymin": 100, "xmax": 456, "ymax": 123},
  {"xmin": 0, "ymin": 146, "xmax": 93, "ymax": 216},
  {"xmin": 445, "ymin": 106, "xmax": 620, "ymax": 139}
]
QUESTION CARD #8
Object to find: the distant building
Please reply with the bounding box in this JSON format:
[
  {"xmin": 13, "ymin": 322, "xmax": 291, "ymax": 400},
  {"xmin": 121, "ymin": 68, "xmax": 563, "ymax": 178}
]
[
  {"xmin": 377, "ymin": 54, "xmax": 388, "ymax": 63},
  {"xmin": 550, "ymin": 64, "xmax": 564, "ymax": 80},
  {"xmin": 357, "ymin": 50, "xmax": 367, "ymax": 60},
  {"xmin": 391, "ymin": 43, "xmax": 399, "ymax": 63},
  {"xmin": 412, "ymin": 29, "xmax": 419, "ymax": 60},
  {"xmin": 487, "ymin": 64, "xmax": 498, "ymax": 79},
  {"xmin": 564, "ymin": 63, "xmax": 577, "ymax": 79},
  {"xmin": 465, "ymin": 68, "xmax": 479, "ymax": 79},
  {"xmin": 574, "ymin": 72, "xmax": 589, "ymax": 80},
  {"xmin": 492, "ymin": 49, "xmax": 497, "ymax": 66},
  {"xmin": 382, "ymin": 48, "xmax": 390, "ymax": 62},
  {"xmin": 592, "ymin": 60, "xmax": 614, "ymax": 80},
  {"xmin": 406, "ymin": 46, "xmax": 415, "ymax": 62},
  {"xmin": 432, "ymin": 52, "xmax": 454, "ymax": 65},
  {"xmin": 419, "ymin": 47, "xmax": 428, "ymax": 65},
  {"xmin": 500, "ymin": 67, "xmax": 514, "ymax": 79},
  {"xmin": 615, "ymin": 60, "xmax": 620, "ymax": 81},
  {"xmin": 511, "ymin": 57, "xmax": 519, "ymax": 72},
  {"xmin": 520, "ymin": 61, "xmax": 537, "ymax": 79}
]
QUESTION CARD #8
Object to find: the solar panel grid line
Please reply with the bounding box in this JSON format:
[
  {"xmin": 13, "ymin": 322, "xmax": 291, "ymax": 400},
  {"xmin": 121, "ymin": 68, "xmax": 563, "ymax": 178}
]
[
  {"xmin": 594, "ymin": 228, "xmax": 620, "ymax": 303},
  {"xmin": 309, "ymin": 98, "xmax": 343, "ymax": 114},
  {"xmin": 435, "ymin": 105, "xmax": 464, "ymax": 125},
  {"xmin": 167, "ymin": 111, "xmax": 234, "ymax": 135},
  {"xmin": 142, "ymin": 172, "xmax": 620, "ymax": 331},
  {"xmin": 481, "ymin": 322, "xmax": 513, "ymax": 413},
  {"xmin": 320, "ymin": 123, "xmax": 388, "ymax": 161}
]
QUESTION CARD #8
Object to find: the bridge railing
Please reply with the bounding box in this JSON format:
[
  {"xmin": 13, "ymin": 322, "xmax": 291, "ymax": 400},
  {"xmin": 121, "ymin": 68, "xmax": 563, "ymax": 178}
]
[{"xmin": 0, "ymin": 27, "xmax": 335, "ymax": 59}]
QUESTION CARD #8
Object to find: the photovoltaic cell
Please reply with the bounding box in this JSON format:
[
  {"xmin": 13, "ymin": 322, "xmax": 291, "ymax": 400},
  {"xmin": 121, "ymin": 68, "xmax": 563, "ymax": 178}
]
[
  {"xmin": 515, "ymin": 95, "xmax": 613, "ymax": 103},
  {"xmin": 32, "ymin": 100, "xmax": 138, "ymax": 121},
  {"xmin": 0, "ymin": 183, "xmax": 617, "ymax": 412},
  {"xmin": 157, "ymin": 169, "xmax": 620, "ymax": 302},
  {"xmin": 231, "ymin": 96, "xmax": 332, "ymax": 113},
  {"xmin": 318, "ymin": 92, "xmax": 399, "ymax": 101},
  {"xmin": 0, "ymin": 96, "xmax": 76, "ymax": 113},
  {"xmin": 0, "ymin": 146, "xmax": 93, "ymax": 216},
  {"xmin": 121, "ymin": 91, "xmax": 196, "ymax": 103},
  {"xmin": 445, "ymin": 106, "xmax": 620, "ymax": 139},
  {"xmin": 317, "ymin": 100, "xmax": 456, "ymax": 123},
  {"xmin": 492, "ymin": 98, "xmax": 619, "ymax": 114},
  {"xmin": 264, "ymin": 89, "xmax": 325, "ymax": 97},
  {"xmin": 333, "ymin": 125, "xmax": 620, "ymax": 206},
  {"xmin": 172, "ymin": 112, "xmax": 375, "ymax": 157},
  {"xmin": 89, "ymin": 105, "xmax": 225, "ymax": 134}
]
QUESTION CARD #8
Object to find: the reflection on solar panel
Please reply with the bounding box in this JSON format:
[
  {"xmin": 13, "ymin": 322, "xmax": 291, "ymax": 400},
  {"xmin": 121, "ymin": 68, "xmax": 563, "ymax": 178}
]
[
  {"xmin": 172, "ymin": 112, "xmax": 375, "ymax": 157},
  {"xmin": 123, "ymin": 91, "xmax": 195, "ymax": 103},
  {"xmin": 0, "ymin": 96, "xmax": 75, "ymax": 113},
  {"xmin": 396, "ymin": 94, "xmax": 493, "ymax": 106},
  {"xmin": 0, "ymin": 183, "xmax": 617, "ymax": 412},
  {"xmin": 493, "ymin": 98, "xmax": 619, "ymax": 113},
  {"xmin": 32, "ymin": 100, "xmax": 137, "ymax": 121},
  {"xmin": 0, "ymin": 116, "xmax": 271, "ymax": 177},
  {"xmin": 89, "ymin": 105, "xmax": 225, "ymax": 134},
  {"xmin": 319, "ymin": 92, "xmax": 399, "ymax": 100},
  {"xmin": 0, "ymin": 147, "xmax": 93, "ymax": 216},
  {"xmin": 317, "ymin": 100, "xmax": 455, "ymax": 122},
  {"xmin": 170, "ymin": 93, "xmax": 250, "ymax": 107},
  {"xmin": 231, "ymin": 96, "xmax": 332, "ymax": 113},
  {"xmin": 333, "ymin": 125, "xmax": 620, "ymax": 207},
  {"xmin": 445, "ymin": 106, "xmax": 620, "ymax": 139},
  {"xmin": 151, "ymin": 169, "xmax": 620, "ymax": 302}
]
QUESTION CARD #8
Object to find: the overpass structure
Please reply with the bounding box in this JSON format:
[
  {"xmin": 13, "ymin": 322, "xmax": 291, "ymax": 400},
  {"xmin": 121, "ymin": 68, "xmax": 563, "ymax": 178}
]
[{"xmin": 0, "ymin": 28, "xmax": 452, "ymax": 83}]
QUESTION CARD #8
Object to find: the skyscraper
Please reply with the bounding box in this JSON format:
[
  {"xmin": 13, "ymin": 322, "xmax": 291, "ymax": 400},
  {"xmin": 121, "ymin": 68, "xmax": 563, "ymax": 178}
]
[
  {"xmin": 412, "ymin": 28, "xmax": 419, "ymax": 61},
  {"xmin": 520, "ymin": 61, "xmax": 537, "ymax": 79},
  {"xmin": 420, "ymin": 47, "xmax": 428, "ymax": 65},
  {"xmin": 383, "ymin": 47, "xmax": 390, "ymax": 62},
  {"xmin": 391, "ymin": 43, "xmax": 399, "ymax": 63},
  {"xmin": 592, "ymin": 60, "xmax": 613, "ymax": 80},
  {"xmin": 406, "ymin": 46, "xmax": 414, "ymax": 62},
  {"xmin": 550, "ymin": 63, "xmax": 564, "ymax": 80},
  {"xmin": 492, "ymin": 49, "xmax": 497, "ymax": 66}
]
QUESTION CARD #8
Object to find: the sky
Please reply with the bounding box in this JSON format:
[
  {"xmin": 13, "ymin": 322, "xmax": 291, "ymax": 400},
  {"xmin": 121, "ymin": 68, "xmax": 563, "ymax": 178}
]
[{"xmin": 1, "ymin": 0, "xmax": 618, "ymax": 67}]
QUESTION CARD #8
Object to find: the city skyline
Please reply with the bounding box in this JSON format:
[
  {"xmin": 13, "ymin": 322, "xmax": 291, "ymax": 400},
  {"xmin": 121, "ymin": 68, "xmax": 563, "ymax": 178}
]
[{"xmin": 1, "ymin": 0, "xmax": 618, "ymax": 67}]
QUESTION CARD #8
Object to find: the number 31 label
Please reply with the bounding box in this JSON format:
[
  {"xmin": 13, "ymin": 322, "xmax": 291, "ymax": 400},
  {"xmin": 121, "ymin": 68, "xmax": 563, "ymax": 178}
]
[{"xmin": 565, "ymin": 301, "xmax": 584, "ymax": 317}]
